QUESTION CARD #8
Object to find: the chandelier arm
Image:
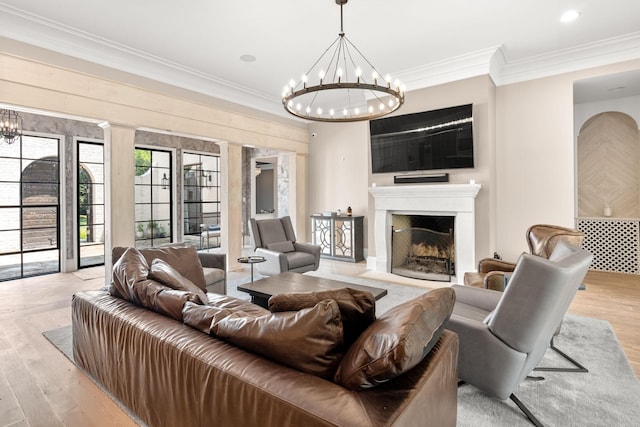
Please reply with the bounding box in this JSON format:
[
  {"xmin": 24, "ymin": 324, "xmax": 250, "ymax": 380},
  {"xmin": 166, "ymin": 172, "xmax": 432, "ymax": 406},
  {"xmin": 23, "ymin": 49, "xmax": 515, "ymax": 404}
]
[
  {"xmin": 342, "ymin": 35, "xmax": 383, "ymax": 82},
  {"xmin": 326, "ymin": 37, "xmax": 344, "ymax": 82},
  {"xmin": 302, "ymin": 36, "xmax": 342, "ymax": 83}
]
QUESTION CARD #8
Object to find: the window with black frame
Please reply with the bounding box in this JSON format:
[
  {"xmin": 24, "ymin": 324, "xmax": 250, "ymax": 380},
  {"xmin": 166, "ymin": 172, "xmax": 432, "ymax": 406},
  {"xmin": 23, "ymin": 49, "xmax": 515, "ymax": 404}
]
[
  {"xmin": 182, "ymin": 152, "xmax": 220, "ymax": 250},
  {"xmin": 78, "ymin": 141, "xmax": 105, "ymax": 268},
  {"xmin": 0, "ymin": 135, "xmax": 60, "ymax": 281},
  {"xmin": 134, "ymin": 148, "xmax": 172, "ymax": 249}
]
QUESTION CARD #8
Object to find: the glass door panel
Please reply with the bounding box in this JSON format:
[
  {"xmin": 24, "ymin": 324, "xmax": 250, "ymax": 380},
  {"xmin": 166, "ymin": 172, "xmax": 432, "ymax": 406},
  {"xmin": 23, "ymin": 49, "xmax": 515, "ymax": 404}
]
[
  {"xmin": 0, "ymin": 135, "xmax": 61, "ymax": 281},
  {"xmin": 78, "ymin": 141, "xmax": 105, "ymax": 268}
]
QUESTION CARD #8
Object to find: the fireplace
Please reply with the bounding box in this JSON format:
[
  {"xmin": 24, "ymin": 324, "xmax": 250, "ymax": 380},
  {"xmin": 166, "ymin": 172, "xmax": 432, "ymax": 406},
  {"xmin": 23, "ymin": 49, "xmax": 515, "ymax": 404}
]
[
  {"xmin": 392, "ymin": 215, "xmax": 454, "ymax": 281},
  {"xmin": 369, "ymin": 184, "xmax": 481, "ymax": 282}
]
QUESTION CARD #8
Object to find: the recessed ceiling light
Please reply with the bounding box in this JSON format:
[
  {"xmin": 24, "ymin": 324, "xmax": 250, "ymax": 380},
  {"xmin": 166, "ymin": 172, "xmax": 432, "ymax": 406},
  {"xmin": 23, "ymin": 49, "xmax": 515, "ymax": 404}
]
[
  {"xmin": 240, "ymin": 54, "xmax": 256, "ymax": 63},
  {"xmin": 560, "ymin": 10, "xmax": 580, "ymax": 23}
]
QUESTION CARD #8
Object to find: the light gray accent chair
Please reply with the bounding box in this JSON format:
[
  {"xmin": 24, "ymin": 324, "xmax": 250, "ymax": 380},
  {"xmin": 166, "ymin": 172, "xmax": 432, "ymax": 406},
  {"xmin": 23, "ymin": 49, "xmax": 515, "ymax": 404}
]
[
  {"xmin": 249, "ymin": 216, "xmax": 321, "ymax": 276},
  {"xmin": 445, "ymin": 241, "xmax": 593, "ymax": 426}
]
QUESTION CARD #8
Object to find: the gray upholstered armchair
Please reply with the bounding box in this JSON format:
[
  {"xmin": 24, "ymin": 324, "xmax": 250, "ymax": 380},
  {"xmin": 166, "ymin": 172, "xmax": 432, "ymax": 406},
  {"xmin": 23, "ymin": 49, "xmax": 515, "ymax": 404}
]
[
  {"xmin": 445, "ymin": 241, "xmax": 592, "ymax": 425},
  {"xmin": 249, "ymin": 216, "xmax": 321, "ymax": 276}
]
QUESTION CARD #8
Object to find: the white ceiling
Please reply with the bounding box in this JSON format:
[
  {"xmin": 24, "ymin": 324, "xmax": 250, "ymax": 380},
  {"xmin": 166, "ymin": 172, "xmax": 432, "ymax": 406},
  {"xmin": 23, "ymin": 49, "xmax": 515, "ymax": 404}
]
[{"xmin": 1, "ymin": 0, "xmax": 640, "ymax": 121}]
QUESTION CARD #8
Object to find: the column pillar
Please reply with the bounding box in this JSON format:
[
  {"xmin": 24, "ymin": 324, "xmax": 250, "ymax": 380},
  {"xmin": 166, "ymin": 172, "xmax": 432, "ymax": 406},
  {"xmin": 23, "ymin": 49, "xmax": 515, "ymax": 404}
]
[
  {"xmin": 294, "ymin": 152, "xmax": 308, "ymax": 241},
  {"xmin": 218, "ymin": 141, "xmax": 243, "ymax": 271},
  {"xmin": 100, "ymin": 122, "xmax": 136, "ymax": 278}
]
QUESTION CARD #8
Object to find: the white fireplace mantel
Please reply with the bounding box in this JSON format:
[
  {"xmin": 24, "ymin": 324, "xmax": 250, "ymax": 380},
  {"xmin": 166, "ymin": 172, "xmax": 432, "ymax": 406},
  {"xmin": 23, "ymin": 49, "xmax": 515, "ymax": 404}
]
[{"xmin": 368, "ymin": 184, "xmax": 481, "ymax": 282}]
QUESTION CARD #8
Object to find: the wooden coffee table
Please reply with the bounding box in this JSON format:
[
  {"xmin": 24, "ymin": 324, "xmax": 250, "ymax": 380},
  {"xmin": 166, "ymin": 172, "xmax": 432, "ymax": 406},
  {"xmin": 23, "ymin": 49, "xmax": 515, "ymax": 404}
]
[{"xmin": 237, "ymin": 272, "xmax": 388, "ymax": 309}]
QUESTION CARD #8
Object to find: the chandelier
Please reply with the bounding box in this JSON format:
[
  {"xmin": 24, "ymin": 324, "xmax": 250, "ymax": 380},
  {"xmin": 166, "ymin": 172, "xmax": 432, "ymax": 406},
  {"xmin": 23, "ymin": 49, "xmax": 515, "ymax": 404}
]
[
  {"xmin": 282, "ymin": 0, "xmax": 405, "ymax": 122},
  {"xmin": 1, "ymin": 109, "xmax": 23, "ymax": 145}
]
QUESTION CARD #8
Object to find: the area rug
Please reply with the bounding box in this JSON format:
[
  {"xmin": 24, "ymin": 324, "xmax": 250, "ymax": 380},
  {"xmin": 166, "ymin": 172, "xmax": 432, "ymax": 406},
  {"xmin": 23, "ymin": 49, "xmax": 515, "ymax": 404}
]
[{"xmin": 46, "ymin": 276, "xmax": 640, "ymax": 426}]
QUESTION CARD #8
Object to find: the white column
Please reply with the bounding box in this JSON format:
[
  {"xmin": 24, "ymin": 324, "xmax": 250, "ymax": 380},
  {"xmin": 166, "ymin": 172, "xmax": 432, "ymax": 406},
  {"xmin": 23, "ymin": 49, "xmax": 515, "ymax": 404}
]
[
  {"xmin": 100, "ymin": 122, "xmax": 136, "ymax": 279},
  {"xmin": 218, "ymin": 141, "xmax": 243, "ymax": 271}
]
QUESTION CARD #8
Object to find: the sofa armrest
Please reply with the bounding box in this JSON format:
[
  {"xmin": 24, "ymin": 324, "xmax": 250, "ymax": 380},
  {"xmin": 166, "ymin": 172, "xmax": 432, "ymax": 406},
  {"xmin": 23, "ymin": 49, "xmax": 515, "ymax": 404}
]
[
  {"xmin": 198, "ymin": 253, "xmax": 227, "ymax": 294},
  {"xmin": 293, "ymin": 242, "xmax": 321, "ymax": 269},
  {"xmin": 254, "ymin": 248, "xmax": 288, "ymax": 276},
  {"xmin": 198, "ymin": 252, "xmax": 226, "ymax": 270}
]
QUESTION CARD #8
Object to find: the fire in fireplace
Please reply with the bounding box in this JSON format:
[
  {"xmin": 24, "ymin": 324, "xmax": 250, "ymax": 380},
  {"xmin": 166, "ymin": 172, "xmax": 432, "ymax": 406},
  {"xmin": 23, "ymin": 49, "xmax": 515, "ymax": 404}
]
[{"xmin": 391, "ymin": 215, "xmax": 455, "ymax": 281}]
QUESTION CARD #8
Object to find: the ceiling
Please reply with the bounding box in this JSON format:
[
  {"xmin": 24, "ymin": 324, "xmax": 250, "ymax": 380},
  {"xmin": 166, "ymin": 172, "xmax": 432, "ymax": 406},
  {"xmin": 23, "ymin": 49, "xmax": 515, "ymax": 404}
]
[{"xmin": 1, "ymin": 0, "xmax": 640, "ymax": 121}]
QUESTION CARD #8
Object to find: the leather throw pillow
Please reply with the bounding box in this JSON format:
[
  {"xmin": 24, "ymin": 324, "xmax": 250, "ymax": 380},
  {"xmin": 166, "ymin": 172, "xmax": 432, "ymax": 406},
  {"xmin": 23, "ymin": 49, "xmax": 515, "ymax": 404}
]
[
  {"xmin": 334, "ymin": 287, "xmax": 455, "ymax": 390},
  {"xmin": 213, "ymin": 299, "xmax": 344, "ymax": 379},
  {"xmin": 110, "ymin": 247, "xmax": 149, "ymax": 302},
  {"xmin": 148, "ymin": 258, "xmax": 208, "ymax": 305},
  {"xmin": 268, "ymin": 287, "xmax": 375, "ymax": 348}
]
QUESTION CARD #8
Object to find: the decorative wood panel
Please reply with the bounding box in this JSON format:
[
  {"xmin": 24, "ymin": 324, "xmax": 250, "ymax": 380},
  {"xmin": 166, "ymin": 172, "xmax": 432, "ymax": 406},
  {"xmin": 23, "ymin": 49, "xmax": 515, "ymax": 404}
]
[
  {"xmin": 577, "ymin": 112, "xmax": 640, "ymax": 218},
  {"xmin": 577, "ymin": 218, "xmax": 639, "ymax": 274}
]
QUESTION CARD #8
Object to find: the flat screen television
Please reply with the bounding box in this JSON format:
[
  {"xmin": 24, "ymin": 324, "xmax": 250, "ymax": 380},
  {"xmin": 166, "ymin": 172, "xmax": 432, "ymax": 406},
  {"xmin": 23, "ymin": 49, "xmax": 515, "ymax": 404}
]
[{"xmin": 369, "ymin": 104, "xmax": 474, "ymax": 174}]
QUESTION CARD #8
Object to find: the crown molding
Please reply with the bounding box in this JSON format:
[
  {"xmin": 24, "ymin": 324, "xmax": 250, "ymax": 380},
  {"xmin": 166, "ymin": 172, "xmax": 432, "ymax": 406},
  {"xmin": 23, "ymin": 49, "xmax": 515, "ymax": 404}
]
[
  {"xmin": 394, "ymin": 47, "xmax": 502, "ymax": 91},
  {"xmin": 0, "ymin": 4, "xmax": 285, "ymax": 117},
  {"xmin": 2, "ymin": 3, "xmax": 640, "ymax": 119},
  {"xmin": 491, "ymin": 32, "xmax": 640, "ymax": 86}
]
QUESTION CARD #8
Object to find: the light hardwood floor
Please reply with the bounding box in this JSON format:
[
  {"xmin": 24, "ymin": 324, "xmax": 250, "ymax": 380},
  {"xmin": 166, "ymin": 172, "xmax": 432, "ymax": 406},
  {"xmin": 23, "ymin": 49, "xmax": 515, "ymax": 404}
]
[{"xmin": 0, "ymin": 261, "xmax": 638, "ymax": 426}]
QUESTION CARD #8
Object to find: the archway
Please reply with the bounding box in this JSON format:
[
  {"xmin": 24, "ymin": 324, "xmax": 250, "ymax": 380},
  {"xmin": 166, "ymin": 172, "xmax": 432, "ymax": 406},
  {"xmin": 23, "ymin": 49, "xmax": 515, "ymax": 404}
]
[
  {"xmin": 577, "ymin": 111, "xmax": 639, "ymax": 218},
  {"xmin": 576, "ymin": 111, "xmax": 640, "ymax": 274}
]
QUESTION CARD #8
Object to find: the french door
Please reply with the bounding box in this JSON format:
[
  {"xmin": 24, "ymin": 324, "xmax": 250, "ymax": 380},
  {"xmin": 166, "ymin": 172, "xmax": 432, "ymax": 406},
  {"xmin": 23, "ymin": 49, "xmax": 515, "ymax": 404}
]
[
  {"xmin": 77, "ymin": 141, "xmax": 105, "ymax": 268},
  {"xmin": 0, "ymin": 135, "xmax": 60, "ymax": 281}
]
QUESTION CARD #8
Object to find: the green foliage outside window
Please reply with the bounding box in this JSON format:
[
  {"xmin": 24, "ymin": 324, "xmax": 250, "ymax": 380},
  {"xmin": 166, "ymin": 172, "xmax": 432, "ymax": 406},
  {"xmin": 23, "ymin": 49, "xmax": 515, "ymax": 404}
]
[{"xmin": 135, "ymin": 149, "xmax": 151, "ymax": 176}]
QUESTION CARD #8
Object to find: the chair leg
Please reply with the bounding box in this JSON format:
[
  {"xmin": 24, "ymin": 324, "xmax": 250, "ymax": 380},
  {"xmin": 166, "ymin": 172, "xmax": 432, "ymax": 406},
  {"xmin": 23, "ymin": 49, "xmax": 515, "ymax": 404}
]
[
  {"xmin": 459, "ymin": 380, "xmax": 544, "ymax": 425},
  {"xmin": 534, "ymin": 337, "xmax": 588, "ymax": 373},
  {"xmin": 509, "ymin": 394, "xmax": 544, "ymax": 427}
]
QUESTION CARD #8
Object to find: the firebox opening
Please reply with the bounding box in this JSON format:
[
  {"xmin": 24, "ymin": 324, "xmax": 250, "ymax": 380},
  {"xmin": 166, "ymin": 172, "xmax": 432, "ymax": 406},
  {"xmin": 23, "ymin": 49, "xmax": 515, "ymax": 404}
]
[{"xmin": 391, "ymin": 214, "xmax": 455, "ymax": 281}]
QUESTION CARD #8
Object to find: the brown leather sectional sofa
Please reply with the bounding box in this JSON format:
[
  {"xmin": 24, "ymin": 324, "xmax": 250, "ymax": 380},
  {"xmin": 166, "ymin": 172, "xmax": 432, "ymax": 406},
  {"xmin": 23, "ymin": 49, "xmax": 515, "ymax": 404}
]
[{"xmin": 71, "ymin": 246, "xmax": 459, "ymax": 427}]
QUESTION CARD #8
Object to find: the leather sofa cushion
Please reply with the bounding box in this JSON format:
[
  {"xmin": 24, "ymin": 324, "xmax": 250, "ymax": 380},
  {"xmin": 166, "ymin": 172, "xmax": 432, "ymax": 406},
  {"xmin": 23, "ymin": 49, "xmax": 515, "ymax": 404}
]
[
  {"xmin": 148, "ymin": 258, "xmax": 208, "ymax": 305},
  {"xmin": 182, "ymin": 293, "xmax": 270, "ymax": 334},
  {"xmin": 182, "ymin": 302, "xmax": 239, "ymax": 334},
  {"xmin": 213, "ymin": 300, "xmax": 344, "ymax": 379},
  {"xmin": 110, "ymin": 247, "xmax": 149, "ymax": 301},
  {"xmin": 266, "ymin": 240, "xmax": 295, "ymax": 253},
  {"xmin": 113, "ymin": 245, "xmax": 207, "ymax": 291},
  {"xmin": 207, "ymin": 294, "xmax": 271, "ymax": 317},
  {"xmin": 110, "ymin": 247, "xmax": 200, "ymax": 320},
  {"xmin": 269, "ymin": 288, "xmax": 375, "ymax": 347},
  {"xmin": 334, "ymin": 287, "xmax": 456, "ymax": 390},
  {"xmin": 131, "ymin": 279, "xmax": 200, "ymax": 321}
]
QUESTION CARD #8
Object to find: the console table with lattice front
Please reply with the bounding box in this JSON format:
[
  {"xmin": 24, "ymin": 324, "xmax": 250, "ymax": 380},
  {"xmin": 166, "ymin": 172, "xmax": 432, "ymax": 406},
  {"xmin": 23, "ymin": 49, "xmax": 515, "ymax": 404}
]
[
  {"xmin": 576, "ymin": 217, "xmax": 640, "ymax": 274},
  {"xmin": 311, "ymin": 215, "xmax": 364, "ymax": 262}
]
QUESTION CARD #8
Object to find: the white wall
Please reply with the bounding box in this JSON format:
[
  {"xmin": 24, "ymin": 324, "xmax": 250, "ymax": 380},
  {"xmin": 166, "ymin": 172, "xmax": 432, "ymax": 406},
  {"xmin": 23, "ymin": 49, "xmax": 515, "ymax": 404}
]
[
  {"xmin": 308, "ymin": 61, "xmax": 640, "ymax": 267},
  {"xmin": 308, "ymin": 75, "xmax": 496, "ymax": 260},
  {"xmin": 307, "ymin": 121, "xmax": 370, "ymax": 247},
  {"xmin": 495, "ymin": 59, "xmax": 640, "ymax": 261}
]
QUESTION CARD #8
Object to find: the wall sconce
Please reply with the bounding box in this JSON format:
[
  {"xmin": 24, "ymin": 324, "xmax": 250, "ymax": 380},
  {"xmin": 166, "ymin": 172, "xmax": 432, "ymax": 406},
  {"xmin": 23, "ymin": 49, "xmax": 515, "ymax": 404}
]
[
  {"xmin": 161, "ymin": 173, "xmax": 169, "ymax": 189},
  {"xmin": 201, "ymin": 171, "xmax": 212, "ymax": 188}
]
